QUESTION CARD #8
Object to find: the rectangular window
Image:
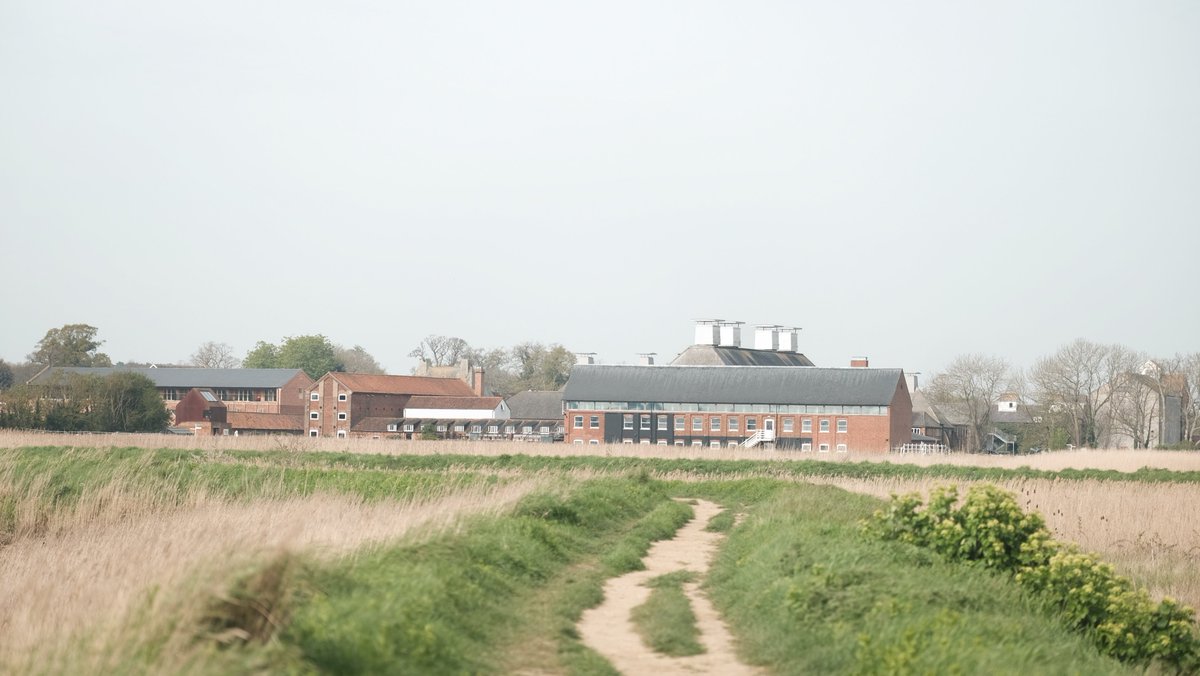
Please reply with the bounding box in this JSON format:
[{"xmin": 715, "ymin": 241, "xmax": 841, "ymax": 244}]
[
  {"xmin": 337, "ymin": 412, "xmax": 347, "ymax": 421},
  {"xmin": 264, "ymin": 389, "xmax": 276, "ymax": 402},
  {"xmin": 837, "ymin": 419, "xmax": 848, "ymax": 433},
  {"xmin": 309, "ymin": 429, "xmax": 318, "ymax": 437},
  {"xmin": 820, "ymin": 419, "xmax": 830, "ymax": 433},
  {"xmin": 729, "ymin": 416, "xmax": 739, "ymax": 432},
  {"xmin": 309, "ymin": 411, "xmax": 319, "ymax": 420},
  {"xmin": 523, "ymin": 425, "xmax": 533, "ymax": 434},
  {"xmin": 657, "ymin": 440, "xmax": 667, "ymax": 446},
  {"xmin": 836, "ymin": 443, "xmax": 848, "ymax": 453},
  {"xmin": 675, "ymin": 416, "xmax": 685, "ymax": 431},
  {"xmin": 310, "ymin": 392, "xmax": 319, "ymax": 401},
  {"xmin": 540, "ymin": 425, "xmax": 550, "ymax": 434},
  {"xmin": 403, "ymin": 424, "xmax": 414, "ymax": 432},
  {"xmin": 623, "ymin": 439, "xmax": 634, "ymax": 445},
  {"xmin": 692, "ymin": 416, "xmax": 703, "ymax": 431},
  {"xmin": 912, "ymin": 427, "xmax": 921, "ymax": 435},
  {"xmin": 746, "ymin": 418, "xmax": 757, "ymax": 431},
  {"xmin": 437, "ymin": 424, "xmax": 447, "ymax": 432},
  {"xmin": 488, "ymin": 425, "xmax": 499, "ymax": 434},
  {"xmin": 819, "ymin": 443, "xmax": 830, "ymax": 452},
  {"xmin": 574, "ymin": 439, "xmax": 584, "ymax": 445},
  {"xmin": 640, "ymin": 439, "xmax": 650, "ymax": 445},
  {"xmin": 338, "ymin": 393, "xmax": 347, "ymax": 402},
  {"xmin": 590, "ymin": 415, "xmax": 600, "ymax": 429},
  {"xmin": 657, "ymin": 416, "xmax": 668, "ymax": 431},
  {"xmin": 589, "ymin": 439, "xmax": 600, "ymax": 445},
  {"xmin": 691, "ymin": 440, "xmax": 703, "ymax": 447},
  {"xmin": 728, "ymin": 440, "xmax": 739, "ymax": 448},
  {"xmin": 802, "ymin": 419, "xmax": 812, "ymax": 433},
  {"xmin": 454, "ymin": 424, "xmax": 465, "ymax": 432},
  {"xmin": 574, "ymin": 415, "xmax": 583, "ymax": 429},
  {"xmin": 640, "ymin": 414, "xmax": 650, "ymax": 431},
  {"xmin": 505, "ymin": 425, "xmax": 515, "ymax": 434},
  {"xmin": 387, "ymin": 423, "xmax": 398, "ymax": 432},
  {"xmin": 471, "ymin": 425, "xmax": 482, "ymax": 433},
  {"xmin": 801, "ymin": 442, "xmax": 812, "ymax": 451},
  {"xmin": 710, "ymin": 440, "xmax": 721, "ymax": 448},
  {"xmin": 783, "ymin": 417, "xmax": 794, "ymax": 433},
  {"xmin": 674, "ymin": 440, "xmax": 685, "ymax": 446},
  {"xmin": 710, "ymin": 417, "xmax": 721, "ymax": 432},
  {"xmin": 623, "ymin": 414, "xmax": 634, "ymax": 430}
]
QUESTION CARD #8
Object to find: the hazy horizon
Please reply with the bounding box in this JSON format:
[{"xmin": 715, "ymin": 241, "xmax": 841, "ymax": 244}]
[{"xmin": 3, "ymin": 1, "xmax": 1197, "ymax": 377}]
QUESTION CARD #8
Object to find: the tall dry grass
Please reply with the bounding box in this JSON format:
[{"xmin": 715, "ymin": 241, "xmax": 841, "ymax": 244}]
[
  {"xmin": 801, "ymin": 474, "xmax": 1200, "ymax": 616},
  {"xmin": 3, "ymin": 430, "xmax": 1198, "ymax": 472},
  {"xmin": 0, "ymin": 472, "xmax": 548, "ymax": 673}
]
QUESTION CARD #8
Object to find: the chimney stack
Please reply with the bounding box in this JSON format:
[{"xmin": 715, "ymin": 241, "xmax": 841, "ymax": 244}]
[
  {"xmin": 850, "ymin": 356, "xmax": 869, "ymax": 368},
  {"xmin": 718, "ymin": 321, "xmax": 743, "ymax": 347},
  {"xmin": 906, "ymin": 373, "xmax": 919, "ymax": 391},
  {"xmin": 472, "ymin": 368, "xmax": 485, "ymax": 396},
  {"xmin": 637, "ymin": 353, "xmax": 656, "ymax": 366},
  {"xmin": 576, "ymin": 353, "xmax": 596, "ymax": 366},
  {"xmin": 754, "ymin": 325, "xmax": 780, "ymax": 351},
  {"xmin": 777, "ymin": 327, "xmax": 800, "ymax": 353},
  {"xmin": 694, "ymin": 320, "xmax": 720, "ymax": 346}
]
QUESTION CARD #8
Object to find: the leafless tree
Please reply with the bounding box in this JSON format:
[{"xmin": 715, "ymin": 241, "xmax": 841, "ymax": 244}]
[
  {"xmin": 190, "ymin": 341, "xmax": 241, "ymax": 369},
  {"xmin": 927, "ymin": 353, "xmax": 1011, "ymax": 452},
  {"xmin": 408, "ymin": 335, "xmax": 471, "ymax": 366},
  {"xmin": 1177, "ymin": 353, "xmax": 1200, "ymax": 446},
  {"xmin": 1028, "ymin": 339, "xmax": 1139, "ymax": 448}
]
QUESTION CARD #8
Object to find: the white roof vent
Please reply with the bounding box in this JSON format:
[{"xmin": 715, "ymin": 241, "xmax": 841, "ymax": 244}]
[
  {"xmin": 637, "ymin": 353, "xmax": 657, "ymax": 366},
  {"xmin": 777, "ymin": 328, "xmax": 800, "ymax": 353},
  {"xmin": 754, "ymin": 325, "xmax": 781, "ymax": 351},
  {"xmin": 576, "ymin": 353, "xmax": 596, "ymax": 365},
  {"xmin": 694, "ymin": 319, "xmax": 721, "ymax": 346},
  {"xmin": 718, "ymin": 321, "xmax": 744, "ymax": 347}
]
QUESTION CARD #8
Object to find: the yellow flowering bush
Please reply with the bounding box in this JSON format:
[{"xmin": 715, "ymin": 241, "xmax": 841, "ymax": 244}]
[{"xmin": 864, "ymin": 484, "xmax": 1200, "ymax": 672}]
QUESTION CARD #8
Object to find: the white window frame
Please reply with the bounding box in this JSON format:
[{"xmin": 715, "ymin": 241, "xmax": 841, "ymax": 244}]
[
  {"xmin": 820, "ymin": 419, "xmax": 830, "ymax": 433},
  {"xmin": 728, "ymin": 440, "xmax": 739, "ymax": 448},
  {"xmin": 454, "ymin": 424, "xmax": 465, "ymax": 432},
  {"xmin": 802, "ymin": 419, "xmax": 812, "ymax": 433},
  {"xmin": 488, "ymin": 425, "xmax": 499, "ymax": 434},
  {"xmin": 692, "ymin": 416, "xmax": 703, "ymax": 432},
  {"xmin": 589, "ymin": 439, "xmax": 600, "ymax": 445},
  {"xmin": 819, "ymin": 443, "xmax": 830, "ymax": 453},
  {"xmin": 623, "ymin": 439, "xmax": 634, "ymax": 445},
  {"xmin": 837, "ymin": 419, "xmax": 848, "ymax": 433},
  {"xmin": 640, "ymin": 414, "xmax": 651, "ymax": 431},
  {"xmin": 338, "ymin": 393, "xmax": 347, "ymax": 402},
  {"xmin": 746, "ymin": 417, "xmax": 757, "ymax": 431},
  {"xmin": 729, "ymin": 416, "xmax": 739, "ymax": 432},
  {"xmin": 674, "ymin": 440, "xmax": 685, "ymax": 446},
  {"xmin": 710, "ymin": 417, "xmax": 721, "ymax": 432},
  {"xmin": 836, "ymin": 443, "xmax": 848, "ymax": 453},
  {"xmin": 309, "ymin": 429, "xmax": 318, "ymax": 437},
  {"xmin": 783, "ymin": 417, "xmax": 794, "ymax": 433},
  {"xmin": 590, "ymin": 415, "xmax": 600, "ymax": 429},
  {"xmin": 337, "ymin": 412, "xmax": 347, "ymax": 421},
  {"xmin": 657, "ymin": 440, "xmax": 667, "ymax": 445},
  {"xmin": 539, "ymin": 426, "xmax": 550, "ymax": 434},
  {"xmin": 387, "ymin": 423, "xmax": 398, "ymax": 432},
  {"xmin": 623, "ymin": 414, "xmax": 634, "ymax": 430},
  {"xmin": 574, "ymin": 439, "xmax": 584, "ymax": 445},
  {"xmin": 574, "ymin": 415, "xmax": 584, "ymax": 429},
  {"xmin": 675, "ymin": 416, "xmax": 685, "ymax": 431},
  {"xmin": 437, "ymin": 424, "xmax": 447, "ymax": 432},
  {"xmin": 657, "ymin": 416, "xmax": 668, "ymax": 431},
  {"xmin": 336, "ymin": 430, "xmax": 347, "ymax": 439},
  {"xmin": 403, "ymin": 424, "xmax": 415, "ymax": 433},
  {"xmin": 801, "ymin": 442, "xmax": 812, "ymax": 451},
  {"xmin": 309, "ymin": 411, "xmax": 319, "ymax": 420},
  {"xmin": 691, "ymin": 440, "xmax": 703, "ymax": 447},
  {"xmin": 709, "ymin": 440, "xmax": 721, "ymax": 448},
  {"xmin": 640, "ymin": 439, "xmax": 650, "ymax": 445},
  {"xmin": 310, "ymin": 392, "xmax": 320, "ymax": 401}
]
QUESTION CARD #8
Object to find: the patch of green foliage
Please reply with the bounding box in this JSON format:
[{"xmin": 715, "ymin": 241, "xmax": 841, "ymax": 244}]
[
  {"xmin": 703, "ymin": 483, "xmax": 1130, "ymax": 675},
  {"xmin": 864, "ymin": 485, "xmax": 1200, "ymax": 672},
  {"xmin": 632, "ymin": 570, "xmax": 703, "ymax": 657}
]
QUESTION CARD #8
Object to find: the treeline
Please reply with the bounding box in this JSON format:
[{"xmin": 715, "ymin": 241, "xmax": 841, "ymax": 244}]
[
  {"xmin": 0, "ymin": 372, "xmax": 170, "ymax": 432},
  {"xmin": 408, "ymin": 335, "xmax": 575, "ymax": 396},
  {"xmin": 927, "ymin": 340, "xmax": 1200, "ymax": 451}
]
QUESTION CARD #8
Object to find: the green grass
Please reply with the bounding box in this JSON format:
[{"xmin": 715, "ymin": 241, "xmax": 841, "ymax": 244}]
[
  {"xmin": 697, "ymin": 482, "xmax": 1132, "ymax": 675},
  {"xmin": 631, "ymin": 570, "xmax": 703, "ymax": 657}
]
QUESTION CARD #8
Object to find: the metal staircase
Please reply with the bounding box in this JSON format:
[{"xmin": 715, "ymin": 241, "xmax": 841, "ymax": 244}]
[{"xmin": 741, "ymin": 429, "xmax": 776, "ymax": 448}]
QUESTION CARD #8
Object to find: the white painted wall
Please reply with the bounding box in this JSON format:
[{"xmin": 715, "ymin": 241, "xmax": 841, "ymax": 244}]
[{"xmin": 404, "ymin": 404, "xmax": 509, "ymax": 420}]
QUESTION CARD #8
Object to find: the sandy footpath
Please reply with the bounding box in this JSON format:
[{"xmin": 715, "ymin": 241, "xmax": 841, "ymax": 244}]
[{"xmin": 577, "ymin": 499, "xmax": 761, "ymax": 675}]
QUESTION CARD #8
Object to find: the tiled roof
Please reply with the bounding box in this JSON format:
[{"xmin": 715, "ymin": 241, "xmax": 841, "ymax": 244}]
[
  {"xmin": 31, "ymin": 367, "xmax": 309, "ymax": 389},
  {"xmin": 328, "ymin": 373, "xmax": 474, "ymax": 396},
  {"xmin": 406, "ymin": 396, "xmax": 503, "ymax": 410},
  {"xmin": 351, "ymin": 416, "xmax": 402, "ymax": 433},
  {"xmin": 564, "ymin": 365, "xmax": 904, "ymax": 407},
  {"xmin": 226, "ymin": 412, "xmax": 304, "ymax": 432},
  {"xmin": 504, "ymin": 390, "xmax": 564, "ymax": 419}
]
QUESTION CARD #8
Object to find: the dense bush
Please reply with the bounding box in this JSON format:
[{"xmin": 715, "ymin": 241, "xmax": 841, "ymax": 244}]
[{"xmin": 864, "ymin": 485, "xmax": 1200, "ymax": 672}]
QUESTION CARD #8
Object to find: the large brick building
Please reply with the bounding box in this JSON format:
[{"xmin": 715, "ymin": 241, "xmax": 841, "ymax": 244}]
[
  {"xmin": 562, "ymin": 365, "xmax": 912, "ymax": 452},
  {"xmin": 305, "ymin": 371, "xmax": 486, "ymax": 438}
]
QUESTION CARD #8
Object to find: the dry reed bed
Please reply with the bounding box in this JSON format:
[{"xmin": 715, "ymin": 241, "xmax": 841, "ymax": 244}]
[
  {"xmin": 3, "ymin": 430, "xmax": 1198, "ymax": 473},
  {"xmin": 0, "ymin": 478, "xmax": 547, "ymax": 673}
]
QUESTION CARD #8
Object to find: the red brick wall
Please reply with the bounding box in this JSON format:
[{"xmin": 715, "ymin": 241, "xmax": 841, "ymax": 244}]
[{"xmin": 564, "ymin": 409, "xmax": 901, "ymax": 452}]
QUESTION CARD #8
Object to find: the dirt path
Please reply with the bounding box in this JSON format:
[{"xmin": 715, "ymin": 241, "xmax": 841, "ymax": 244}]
[{"xmin": 577, "ymin": 499, "xmax": 761, "ymax": 675}]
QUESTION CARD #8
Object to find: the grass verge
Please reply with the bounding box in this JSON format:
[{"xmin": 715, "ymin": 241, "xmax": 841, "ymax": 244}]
[
  {"xmin": 631, "ymin": 571, "xmax": 703, "ymax": 657},
  {"xmin": 699, "ymin": 482, "xmax": 1132, "ymax": 675}
]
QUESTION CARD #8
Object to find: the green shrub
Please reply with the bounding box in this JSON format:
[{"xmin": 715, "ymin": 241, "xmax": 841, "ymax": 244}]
[{"xmin": 864, "ymin": 484, "xmax": 1200, "ymax": 671}]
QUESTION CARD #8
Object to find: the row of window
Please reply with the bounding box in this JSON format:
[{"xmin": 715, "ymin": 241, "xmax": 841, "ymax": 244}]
[
  {"xmin": 163, "ymin": 388, "xmax": 277, "ymax": 402},
  {"xmin": 384, "ymin": 422, "xmax": 554, "ymax": 435},
  {"xmin": 565, "ymin": 401, "xmax": 888, "ymax": 415},
  {"xmin": 310, "ymin": 392, "xmax": 348, "ymax": 402},
  {"xmin": 310, "ymin": 411, "xmax": 349, "ymax": 421},
  {"xmin": 575, "ymin": 439, "xmax": 848, "ymax": 452},
  {"xmin": 311, "ymin": 429, "xmax": 348, "ymax": 438},
  {"xmin": 583, "ymin": 414, "xmax": 850, "ymax": 434}
]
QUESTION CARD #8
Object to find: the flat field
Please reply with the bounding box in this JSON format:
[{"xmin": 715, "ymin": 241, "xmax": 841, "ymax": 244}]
[{"xmin": 1, "ymin": 436, "xmax": 1196, "ymax": 674}]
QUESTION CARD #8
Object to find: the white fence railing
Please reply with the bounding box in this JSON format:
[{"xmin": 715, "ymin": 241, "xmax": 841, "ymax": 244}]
[{"xmin": 893, "ymin": 442, "xmax": 950, "ymax": 454}]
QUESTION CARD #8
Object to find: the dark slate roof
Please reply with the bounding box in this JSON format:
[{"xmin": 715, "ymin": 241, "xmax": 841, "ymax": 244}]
[
  {"xmin": 505, "ymin": 390, "xmax": 564, "ymax": 420},
  {"xmin": 670, "ymin": 345, "xmax": 815, "ymax": 367},
  {"xmin": 30, "ymin": 366, "xmax": 307, "ymax": 388},
  {"xmin": 562, "ymin": 365, "xmax": 904, "ymax": 406}
]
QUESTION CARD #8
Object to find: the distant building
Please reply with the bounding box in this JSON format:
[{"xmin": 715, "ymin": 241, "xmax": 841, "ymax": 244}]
[
  {"xmin": 306, "ymin": 371, "xmax": 489, "ymax": 438},
  {"xmin": 670, "ymin": 321, "xmax": 815, "ymax": 366},
  {"xmin": 562, "ymin": 364, "xmax": 911, "ymax": 452}
]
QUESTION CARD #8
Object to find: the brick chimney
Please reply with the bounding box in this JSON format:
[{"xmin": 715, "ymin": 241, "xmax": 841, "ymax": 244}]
[
  {"xmin": 850, "ymin": 356, "xmax": 869, "ymax": 368},
  {"xmin": 473, "ymin": 368, "xmax": 485, "ymax": 396}
]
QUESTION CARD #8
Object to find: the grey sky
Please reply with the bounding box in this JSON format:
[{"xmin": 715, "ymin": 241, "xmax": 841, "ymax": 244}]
[{"xmin": 2, "ymin": 0, "xmax": 1197, "ymax": 376}]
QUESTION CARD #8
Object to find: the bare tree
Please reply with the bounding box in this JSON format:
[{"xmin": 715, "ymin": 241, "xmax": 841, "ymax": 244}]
[
  {"xmin": 1029, "ymin": 339, "xmax": 1140, "ymax": 448},
  {"xmin": 1178, "ymin": 353, "xmax": 1200, "ymax": 446},
  {"xmin": 190, "ymin": 341, "xmax": 241, "ymax": 369},
  {"xmin": 927, "ymin": 353, "xmax": 1011, "ymax": 452},
  {"xmin": 408, "ymin": 335, "xmax": 471, "ymax": 366}
]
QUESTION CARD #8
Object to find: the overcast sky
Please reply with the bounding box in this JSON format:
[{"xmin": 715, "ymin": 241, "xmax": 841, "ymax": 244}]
[{"xmin": 2, "ymin": 0, "xmax": 1197, "ymax": 377}]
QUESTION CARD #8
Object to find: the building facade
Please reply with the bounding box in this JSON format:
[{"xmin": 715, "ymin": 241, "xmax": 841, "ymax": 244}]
[{"xmin": 562, "ymin": 365, "xmax": 911, "ymax": 452}]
